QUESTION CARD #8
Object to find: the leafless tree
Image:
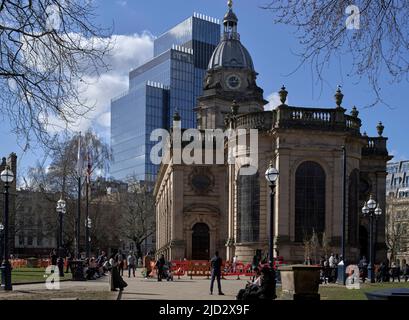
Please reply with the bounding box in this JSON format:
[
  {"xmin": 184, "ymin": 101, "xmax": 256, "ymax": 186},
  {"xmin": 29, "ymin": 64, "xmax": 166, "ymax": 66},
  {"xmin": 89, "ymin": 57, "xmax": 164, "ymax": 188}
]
[
  {"xmin": 386, "ymin": 211, "xmax": 405, "ymax": 264},
  {"xmin": 303, "ymin": 234, "xmax": 312, "ymax": 264},
  {"xmin": 119, "ymin": 180, "xmax": 155, "ymax": 259},
  {"xmin": 321, "ymin": 231, "xmax": 331, "ymax": 257},
  {"xmin": 0, "ymin": 0, "xmax": 111, "ymax": 148},
  {"xmin": 26, "ymin": 130, "xmax": 111, "ymax": 197},
  {"xmin": 262, "ymin": 0, "xmax": 409, "ymax": 105},
  {"xmin": 22, "ymin": 130, "xmax": 112, "ymax": 253}
]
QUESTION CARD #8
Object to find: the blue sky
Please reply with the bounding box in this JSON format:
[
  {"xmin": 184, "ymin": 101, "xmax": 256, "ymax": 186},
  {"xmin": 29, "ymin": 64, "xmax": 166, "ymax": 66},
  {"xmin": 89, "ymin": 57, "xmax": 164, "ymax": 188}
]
[{"xmin": 1, "ymin": 0, "xmax": 408, "ymax": 181}]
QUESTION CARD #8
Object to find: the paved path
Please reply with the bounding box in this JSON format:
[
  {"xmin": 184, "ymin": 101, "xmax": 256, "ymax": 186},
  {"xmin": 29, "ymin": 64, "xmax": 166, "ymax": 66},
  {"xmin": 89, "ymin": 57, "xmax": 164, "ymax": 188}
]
[
  {"xmin": 119, "ymin": 273, "xmax": 250, "ymax": 300},
  {"xmin": 0, "ymin": 272, "xmax": 252, "ymax": 300}
]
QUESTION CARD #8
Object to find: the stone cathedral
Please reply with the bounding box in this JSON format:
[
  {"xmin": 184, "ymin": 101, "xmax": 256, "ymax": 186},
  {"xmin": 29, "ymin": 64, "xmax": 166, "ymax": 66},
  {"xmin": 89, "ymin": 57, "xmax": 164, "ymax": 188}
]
[{"xmin": 154, "ymin": 2, "xmax": 391, "ymax": 263}]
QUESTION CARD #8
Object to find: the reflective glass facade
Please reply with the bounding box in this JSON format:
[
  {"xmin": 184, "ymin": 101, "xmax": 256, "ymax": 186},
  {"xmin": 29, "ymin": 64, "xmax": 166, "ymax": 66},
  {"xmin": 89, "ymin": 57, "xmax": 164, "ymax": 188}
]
[
  {"xmin": 111, "ymin": 14, "xmax": 220, "ymax": 182},
  {"xmin": 387, "ymin": 161, "xmax": 409, "ymax": 198}
]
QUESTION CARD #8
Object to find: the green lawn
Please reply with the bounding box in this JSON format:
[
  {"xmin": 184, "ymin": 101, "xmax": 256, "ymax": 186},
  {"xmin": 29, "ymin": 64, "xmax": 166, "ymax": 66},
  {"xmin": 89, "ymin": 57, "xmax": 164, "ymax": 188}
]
[
  {"xmin": 318, "ymin": 282, "xmax": 409, "ymax": 300},
  {"xmin": 275, "ymin": 282, "xmax": 409, "ymax": 300},
  {"xmin": 12, "ymin": 268, "xmax": 72, "ymax": 284}
]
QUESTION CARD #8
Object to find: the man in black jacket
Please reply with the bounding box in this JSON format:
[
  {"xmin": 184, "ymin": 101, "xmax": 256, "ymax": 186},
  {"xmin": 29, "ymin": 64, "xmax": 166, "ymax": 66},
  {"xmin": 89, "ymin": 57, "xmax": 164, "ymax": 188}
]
[{"xmin": 210, "ymin": 251, "xmax": 224, "ymax": 295}]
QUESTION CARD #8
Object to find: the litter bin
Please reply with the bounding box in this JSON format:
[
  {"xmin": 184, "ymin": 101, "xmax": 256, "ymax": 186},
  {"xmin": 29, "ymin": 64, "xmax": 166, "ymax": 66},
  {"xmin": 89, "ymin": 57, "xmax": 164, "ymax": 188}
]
[{"xmin": 69, "ymin": 260, "xmax": 86, "ymax": 281}]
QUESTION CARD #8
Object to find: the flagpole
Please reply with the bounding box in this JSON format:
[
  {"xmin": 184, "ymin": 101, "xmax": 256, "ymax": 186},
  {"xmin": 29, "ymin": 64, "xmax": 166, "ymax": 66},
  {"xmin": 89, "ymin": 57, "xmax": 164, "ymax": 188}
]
[
  {"xmin": 77, "ymin": 132, "xmax": 82, "ymax": 260},
  {"xmin": 85, "ymin": 151, "xmax": 91, "ymax": 258}
]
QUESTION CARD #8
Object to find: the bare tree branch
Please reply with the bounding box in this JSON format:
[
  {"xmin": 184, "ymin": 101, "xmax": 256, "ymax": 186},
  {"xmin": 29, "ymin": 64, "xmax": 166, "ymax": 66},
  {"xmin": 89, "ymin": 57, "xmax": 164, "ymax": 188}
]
[
  {"xmin": 261, "ymin": 0, "xmax": 409, "ymax": 106},
  {"xmin": 0, "ymin": 0, "xmax": 112, "ymax": 148}
]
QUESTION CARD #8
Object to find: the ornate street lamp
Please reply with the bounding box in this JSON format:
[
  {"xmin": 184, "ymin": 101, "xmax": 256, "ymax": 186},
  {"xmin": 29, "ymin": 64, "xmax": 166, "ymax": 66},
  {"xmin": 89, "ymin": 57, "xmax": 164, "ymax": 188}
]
[
  {"xmin": 265, "ymin": 161, "xmax": 279, "ymax": 265},
  {"xmin": 265, "ymin": 161, "xmax": 279, "ymax": 300},
  {"xmin": 1, "ymin": 166, "xmax": 14, "ymax": 291},
  {"xmin": 56, "ymin": 198, "xmax": 66, "ymax": 277},
  {"xmin": 362, "ymin": 195, "xmax": 382, "ymax": 283}
]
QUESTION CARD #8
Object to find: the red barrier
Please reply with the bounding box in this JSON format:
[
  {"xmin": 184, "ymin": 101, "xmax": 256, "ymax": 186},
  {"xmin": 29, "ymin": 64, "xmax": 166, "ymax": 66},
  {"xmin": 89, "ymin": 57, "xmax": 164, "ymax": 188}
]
[
  {"xmin": 165, "ymin": 258, "xmax": 288, "ymax": 280},
  {"xmin": 10, "ymin": 258, "xmax": 70, "ymax": 269},
  {"xmin": 171, "ymin": 261, "xmax": 189, "ymax": 279}
]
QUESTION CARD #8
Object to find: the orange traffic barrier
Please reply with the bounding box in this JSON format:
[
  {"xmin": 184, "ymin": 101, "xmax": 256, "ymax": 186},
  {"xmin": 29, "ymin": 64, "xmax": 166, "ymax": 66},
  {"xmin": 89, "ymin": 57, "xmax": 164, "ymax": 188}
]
[{"xmin": 187, "ymin": 261, "xmax": 211, "ymax": 279}]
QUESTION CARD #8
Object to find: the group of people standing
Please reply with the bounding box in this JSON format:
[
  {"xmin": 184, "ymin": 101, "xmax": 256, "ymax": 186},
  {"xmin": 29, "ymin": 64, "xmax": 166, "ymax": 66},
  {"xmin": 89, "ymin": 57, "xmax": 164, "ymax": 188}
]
[
  {"xmin": 319, "ymin": 253, "xmax": 341, "ymax": 284},
  {"xmin": 359, "ymin": 257, "xmax": 409, "ymax": 283}
]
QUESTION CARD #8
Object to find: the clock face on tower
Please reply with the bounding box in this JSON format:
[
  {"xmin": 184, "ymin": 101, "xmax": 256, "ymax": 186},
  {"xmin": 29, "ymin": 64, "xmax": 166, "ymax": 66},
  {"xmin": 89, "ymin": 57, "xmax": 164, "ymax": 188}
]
[{"xmin": 226, "ymin": 74, "xmax": 241, "ymax": 90}]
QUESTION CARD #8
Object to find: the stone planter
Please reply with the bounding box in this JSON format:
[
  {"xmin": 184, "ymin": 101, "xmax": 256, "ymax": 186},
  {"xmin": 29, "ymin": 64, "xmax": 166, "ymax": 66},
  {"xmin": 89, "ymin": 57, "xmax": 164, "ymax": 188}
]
[{"xmin": 278, "ymin": 265, "xmax": 321, "ymax": 300}]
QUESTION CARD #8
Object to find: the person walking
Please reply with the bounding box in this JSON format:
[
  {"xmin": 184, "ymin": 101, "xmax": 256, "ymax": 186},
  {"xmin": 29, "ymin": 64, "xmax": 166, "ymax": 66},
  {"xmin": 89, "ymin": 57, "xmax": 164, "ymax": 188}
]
[
  {"xmin": 391, "ymin": 262, "xmax": 401, "ymax": 282},
  {"xmin": 155, "ymin": 254, "xmax": 166, "ymax": 282},
  {"xmin": 127, "ymin": 251, "xmax": 137, "ymax": 278},
  {"xmin": 210, "ymin": 251, "xmax": 224, "ymax": 296},
  {"xmin": 109, "ymin": 254, "xmax": 128, "ymax": 292}
]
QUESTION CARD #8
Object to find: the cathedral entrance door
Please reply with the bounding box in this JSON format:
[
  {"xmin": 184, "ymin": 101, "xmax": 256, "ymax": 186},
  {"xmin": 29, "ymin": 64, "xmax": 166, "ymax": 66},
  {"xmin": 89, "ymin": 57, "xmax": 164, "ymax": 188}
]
[{"xmin": 192, "ymin": 223, "xmax": 210, "ymax": 260}]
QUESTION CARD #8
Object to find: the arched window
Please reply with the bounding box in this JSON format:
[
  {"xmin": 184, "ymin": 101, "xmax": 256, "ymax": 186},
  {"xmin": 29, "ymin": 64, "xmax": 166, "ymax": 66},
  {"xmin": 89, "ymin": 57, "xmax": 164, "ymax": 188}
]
[
  {"xmin": 237, "ymin": 168, "xmax": 260, "ymax": 243},
  {"xmin": 348, "ymin": 169, "xmax": 360, "ymax": 245},
  {"xmin": 295, "ymin": 161, "xmax": 326, "ymax": 242}
]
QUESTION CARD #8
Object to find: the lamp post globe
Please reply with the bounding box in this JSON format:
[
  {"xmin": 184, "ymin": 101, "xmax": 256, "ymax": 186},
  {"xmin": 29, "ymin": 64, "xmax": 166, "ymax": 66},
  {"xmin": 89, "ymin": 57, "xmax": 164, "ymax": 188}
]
[
  {"xmin": 0, "ymin": 168, "xmax": 14, "ymax": 184},
  {"xmin": 375, "ymin": 205, "xmax": 382, "ymax": 217},
  {"xmin": 265, "ymin": 162, "xmax": 279, "ymax": 185},
  {"xmin": 367, "ymin": 195, "xmax": 377, "ymax": 210},
  {"xmin": 1, "ymin": 166, "xmax": 13, "ymax": 291},
  {"xmin": 362, "ymin": 204, "xmax": 369, "ymax": 216},
  {"xmin": 57, "ymin": 199, "xmax": 66, "ymax": 212}
]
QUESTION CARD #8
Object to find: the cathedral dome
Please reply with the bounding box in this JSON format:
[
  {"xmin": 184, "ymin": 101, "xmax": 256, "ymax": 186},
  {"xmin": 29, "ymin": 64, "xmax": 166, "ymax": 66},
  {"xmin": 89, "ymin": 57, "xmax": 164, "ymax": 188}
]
[
  {"xmin": 208, "ymin": 37, "xmax": 255, "ymax": 71},
  {"xmin": 207, "ymin": 0, "xmax": 255, "ymax": 72}
]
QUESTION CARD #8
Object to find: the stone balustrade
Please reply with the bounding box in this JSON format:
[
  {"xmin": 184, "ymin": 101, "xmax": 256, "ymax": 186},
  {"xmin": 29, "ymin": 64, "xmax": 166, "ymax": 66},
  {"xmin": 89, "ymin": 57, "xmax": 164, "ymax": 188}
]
[
  {"xmin": 233, "ymin": 105, "xmax": 362, "ymax": 135},
  {"xmin": 362, "ymin": 137, "xmax": 389, "ymax": 156}
]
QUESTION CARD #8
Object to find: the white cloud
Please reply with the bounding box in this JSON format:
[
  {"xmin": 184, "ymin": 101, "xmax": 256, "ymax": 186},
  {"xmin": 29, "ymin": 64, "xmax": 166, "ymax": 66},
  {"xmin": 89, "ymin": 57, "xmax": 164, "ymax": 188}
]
[
  {"xmin": 264, "ymin": 92, "xmax": 285, "ymax": 111},
  {"xmin": 45, "ymin": 32, "xmax": 154, "ymax": 134}
]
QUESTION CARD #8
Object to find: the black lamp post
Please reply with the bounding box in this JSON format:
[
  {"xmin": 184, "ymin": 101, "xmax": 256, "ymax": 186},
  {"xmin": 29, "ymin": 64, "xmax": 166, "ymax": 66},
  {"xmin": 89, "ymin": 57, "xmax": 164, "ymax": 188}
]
[
  {"xmin": 1, "ymin": 166, "xmax": 14, "ymax": 291},
  {"xmin": 265, "ymin": 161, "xmax": 279, "ymax": 267},
  {"xmin": 56, "ymin": 198, "xmax": 66, "ymax": 277},
  {"xmin": 0, "ymin": 223, "xmax": 4, "ymax": 276},
  {"xmin": 265, "ymin": 161, "xmax": 279, "ymax": 300},
  {"xmin": 362, "ymin": 195, "xmax": 382, "ymax": 283}
]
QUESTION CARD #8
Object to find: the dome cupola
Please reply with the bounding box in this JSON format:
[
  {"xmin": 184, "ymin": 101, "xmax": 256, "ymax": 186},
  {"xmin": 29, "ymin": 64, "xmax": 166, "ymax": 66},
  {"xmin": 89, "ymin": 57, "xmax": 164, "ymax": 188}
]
[{"xmin": 207, "ymin": 0, "xmax": 255, "ymax": 72}]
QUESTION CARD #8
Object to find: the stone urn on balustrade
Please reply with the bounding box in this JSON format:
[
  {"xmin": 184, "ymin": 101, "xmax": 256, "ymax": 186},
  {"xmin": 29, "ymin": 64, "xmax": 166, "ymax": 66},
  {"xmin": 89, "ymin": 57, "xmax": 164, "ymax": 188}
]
[{"xmin": 278, "ymin": 265, "xmax": 321, "ymax": 300}]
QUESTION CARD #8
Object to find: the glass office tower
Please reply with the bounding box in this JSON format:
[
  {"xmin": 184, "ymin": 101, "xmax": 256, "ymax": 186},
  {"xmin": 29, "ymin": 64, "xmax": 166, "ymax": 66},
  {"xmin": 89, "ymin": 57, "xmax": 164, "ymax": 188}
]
[{"xmin": 111, "ymin": 13, "xmax": 220, "ymax": 182}]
